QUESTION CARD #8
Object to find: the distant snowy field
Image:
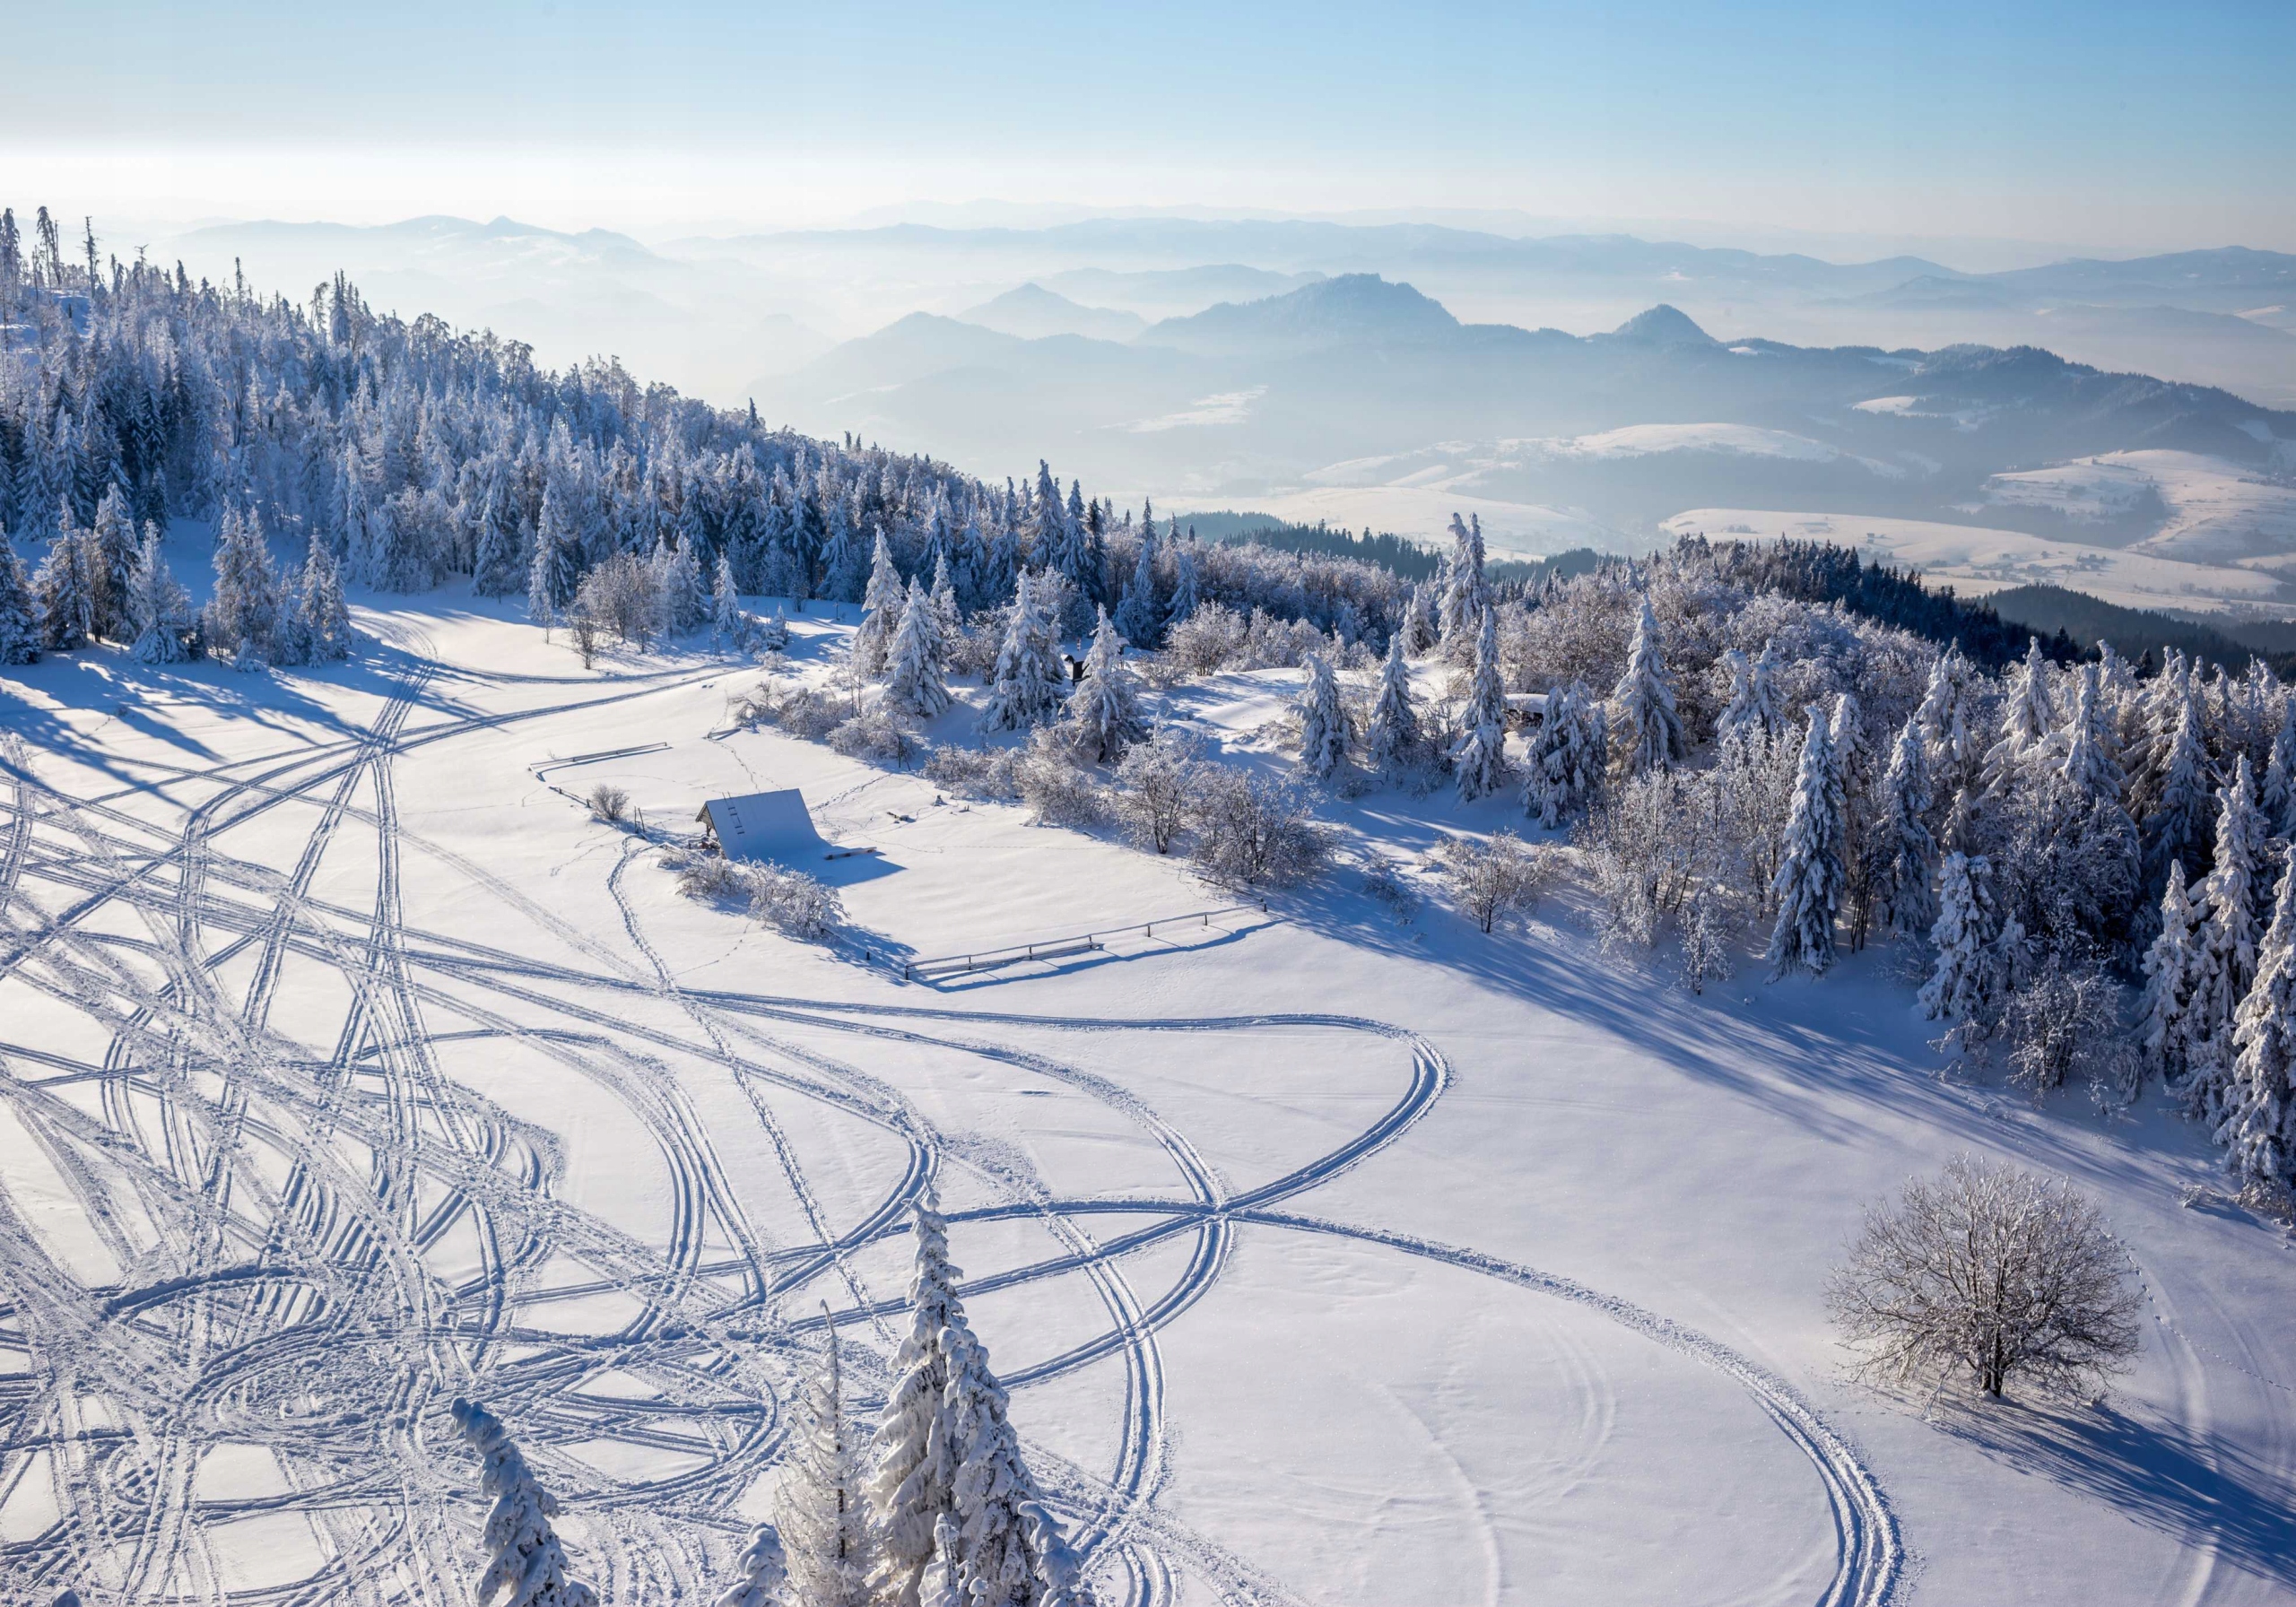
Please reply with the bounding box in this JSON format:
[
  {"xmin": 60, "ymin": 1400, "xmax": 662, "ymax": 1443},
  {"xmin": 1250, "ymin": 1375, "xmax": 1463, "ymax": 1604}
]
[
  {"xmin": 4, "ymin": 548, "xmax": 2296, "ymax": 1605},
  {"xmin": 1663, "ymin": 508, "xmax": 2288, "ymax": 616},
  {"xmin": 1982, "ymin": 451, "xmax": 2296, "ymax": 567}
]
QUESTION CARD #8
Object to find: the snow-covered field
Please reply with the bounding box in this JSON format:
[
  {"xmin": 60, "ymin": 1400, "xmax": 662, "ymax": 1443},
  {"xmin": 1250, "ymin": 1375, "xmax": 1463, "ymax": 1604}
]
[
  {"xmin": 5, "ymin": 570, "xmax": 2296, "ymax": 1605},
  {"xmin": 1663, "ymin": 508, "xmax": 2288, "ymax": 616},
  {"xmin": 1980, "ymin": 452, "xmax": 2296, "ymax": 567}
]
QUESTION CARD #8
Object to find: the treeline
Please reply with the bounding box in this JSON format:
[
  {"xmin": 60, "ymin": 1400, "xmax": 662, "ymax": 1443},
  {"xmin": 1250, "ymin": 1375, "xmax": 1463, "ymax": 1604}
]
[
  {"xmin": 1986, "ymin": 583, "xmax": 2296, "ymax": 679},
  {"xmin": 0, "ymin": 204, "xmax": 1465, "ymax": 668},
  {"xmin": 1692, "ymin": 534, "xmax": 2068, "ymax": 671}
]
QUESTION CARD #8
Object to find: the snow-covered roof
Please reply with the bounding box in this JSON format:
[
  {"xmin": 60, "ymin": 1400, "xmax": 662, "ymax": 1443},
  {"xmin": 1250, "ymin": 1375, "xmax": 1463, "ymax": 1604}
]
[{"xmin": 697, "ymin": 789, "xmax": 829, "ymax": 864}]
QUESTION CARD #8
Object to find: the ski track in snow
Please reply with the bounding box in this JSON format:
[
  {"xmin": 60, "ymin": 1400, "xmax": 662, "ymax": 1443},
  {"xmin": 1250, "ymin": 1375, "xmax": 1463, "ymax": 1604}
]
[{"xmin": 0, "ymin": 645, "xmax": 1901, "ymax": 1607}]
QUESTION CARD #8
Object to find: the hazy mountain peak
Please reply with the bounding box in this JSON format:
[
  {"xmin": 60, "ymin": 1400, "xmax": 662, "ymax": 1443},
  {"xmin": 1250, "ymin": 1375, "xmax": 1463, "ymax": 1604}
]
[
  {"xmin": 1607, "ymin": 304, "xmax": 1719, "ymax": 346},
  {"xmin": 1139, "ymin": 273, "xmax": 1459, "ymax": 356},
  {"xmin": 957, "ymin": 282, "xmax": 1147, "ymax": 342}
]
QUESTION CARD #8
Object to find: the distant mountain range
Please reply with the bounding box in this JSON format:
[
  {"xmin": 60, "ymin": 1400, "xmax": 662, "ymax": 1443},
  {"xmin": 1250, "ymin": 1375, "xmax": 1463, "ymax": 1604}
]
[
  {"xmin": 757, "ymin": 271, "xmax": 2292, "ymax": 534},
  {"xmin": 140, "ymin": 210, "xmax": 2296, "ymax": 613}
]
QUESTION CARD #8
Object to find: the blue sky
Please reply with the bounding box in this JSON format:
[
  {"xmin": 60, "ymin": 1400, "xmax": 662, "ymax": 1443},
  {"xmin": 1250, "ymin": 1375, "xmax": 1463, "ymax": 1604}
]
[{"xmin": 9, "ymin": 0, "xmax": 2292, "ymax": 248}]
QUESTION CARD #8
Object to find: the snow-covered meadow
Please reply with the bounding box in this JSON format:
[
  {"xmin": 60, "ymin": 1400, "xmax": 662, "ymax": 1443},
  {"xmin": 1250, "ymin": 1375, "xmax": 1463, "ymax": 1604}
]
[{"xmin": 5, "ymin": 543, "xmax": 2296, "ymax": 1607}]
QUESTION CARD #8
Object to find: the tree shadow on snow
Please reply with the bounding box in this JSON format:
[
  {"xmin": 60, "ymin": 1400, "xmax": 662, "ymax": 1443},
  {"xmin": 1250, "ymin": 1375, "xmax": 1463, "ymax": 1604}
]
[{"xmin": 1937, "ymin": 1396, "xmax": 2296, "ymax": 1590}]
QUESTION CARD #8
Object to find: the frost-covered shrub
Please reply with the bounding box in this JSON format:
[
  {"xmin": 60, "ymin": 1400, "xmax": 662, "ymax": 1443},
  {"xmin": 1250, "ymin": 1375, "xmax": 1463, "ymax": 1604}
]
[
  {"xmin": 669, "ymin": 847, "xmax": 750, "ymax": 903},
  {"xmin": 1237, "ymin": 607, "xmax": 1328, "ymax": 672},
  {"xmin": 828, "ymin": 706, "xmax": 922, "ymax": 767},
  {"xmin": 774, "ymin": 688, "xmax": 849, "ymax": 742},
  {"xmin": 663, "ymin": 845, "xmax": 843, "ymax": 942},
  {"xmin": 1679, "ymin": 884, "xmax": 1736, "ymax": 994},
  {"xmin": 1999, "ymin": 955, "xmax": 2135, "ymax": 1105},
  {"xmin": 1436, "ymin": 831, "xmax": 1552, "ymax": 933},
  {"xmin": 750, "ymin": 864, "xmax": 845, "ymax": 940},
  {"xmin": 1187, "ymin": 769, "xmax": 1329, "ymax": 888},
  {"xmin": 1361, "ymin": 855, "xmax": 1417, "ymax": 923},
  {"xmin": 945, "ymin": 614, "xmax": 1004, "ymax": 682},
  {"xmin": 1113, "ymin": 728, "xmax": 1201, "ymax": 853},
  {"xmin": 1578, "ymin": 770, "xmax": 1706, "ymax": 950},
  {"xmin": 1016, "ymin": 729, "xmax": 1106, "ymax": 828},
  {"xmin": 587, "ymin": 784, "xmax": 631, "ymax": 823},
  {"xmin": 1163, "ymin": 603, "xmax": 1247, "ymax": 676},
  {"xmin": 575, "ymin": 551, "xmax": 663, "ymax": 646},
  {"xmin": 923, "ymin": 742, "xmax": 1022, "ymax": 802}
]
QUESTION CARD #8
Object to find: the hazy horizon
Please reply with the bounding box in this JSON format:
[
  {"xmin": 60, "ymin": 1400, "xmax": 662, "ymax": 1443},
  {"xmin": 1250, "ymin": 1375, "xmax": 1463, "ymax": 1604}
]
[{"xmin": 10, "ymin": 0, "xmax": 2292, "ymax": 254}]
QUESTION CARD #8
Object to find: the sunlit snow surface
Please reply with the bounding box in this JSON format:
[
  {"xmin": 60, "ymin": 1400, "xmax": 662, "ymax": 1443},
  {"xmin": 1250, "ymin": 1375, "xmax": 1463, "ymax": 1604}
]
[{"xmin": 3, "ymin": 570, "xmax": 2292, "ymax": 1605}]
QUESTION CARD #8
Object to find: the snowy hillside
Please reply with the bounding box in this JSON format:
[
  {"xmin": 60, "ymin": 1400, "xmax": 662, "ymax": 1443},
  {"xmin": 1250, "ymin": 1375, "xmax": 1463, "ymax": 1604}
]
[
  {"xmin": 6, "ymin": 523, "xmax": 2296, "ymax": 1605},
  {"xmin": 4, "ymin": 238, "xmax": 2296, "ymax": 1607}
]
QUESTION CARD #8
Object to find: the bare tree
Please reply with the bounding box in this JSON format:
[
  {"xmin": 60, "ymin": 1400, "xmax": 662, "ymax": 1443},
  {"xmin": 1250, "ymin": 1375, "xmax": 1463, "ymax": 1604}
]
[
  {"xmin": 1187, "ymin": 769, "xmax": 1329, "ymax": 889},
  {"xmin": 587, "ymin": 783, "xmax": 631, "ymax": 823},
  {"xmin": 1436, "ymin": 831, "xmax": 1552, "ymax": 933},
  {"xmin": 1113, "ymin": 729, "xmax": 1199, "ymax": 853},
  {"xmin": 1998, "ymin": 954, "xmax": 2136, "ymax": 1106},
  {"xmin": 567, "ymin": 604, "xmax": 601, "ymax": 669},
  {"xmin": 1827, "ymin": 1154, "xmax": 2143, "ymax": 1400}
]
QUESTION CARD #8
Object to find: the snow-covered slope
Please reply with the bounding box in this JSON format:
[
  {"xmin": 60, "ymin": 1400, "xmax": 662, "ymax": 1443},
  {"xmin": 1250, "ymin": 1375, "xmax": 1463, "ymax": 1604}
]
[
  {"xmin": 1981, "ymin": 450, "xmax": 2296, "ymax": 566},
  {"xmin": 1663, "ymin": 508, "xmax": 2288, "ymax": 615},
  {"xmin": 4, "ymin": 571, "xmax": 2294, "ymax": 1605}
]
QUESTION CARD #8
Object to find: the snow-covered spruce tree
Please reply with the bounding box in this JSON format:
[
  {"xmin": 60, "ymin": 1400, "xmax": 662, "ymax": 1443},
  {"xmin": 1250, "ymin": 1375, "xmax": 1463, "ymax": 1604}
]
[
  {"xmin": 1295, "ymin": 651, "xmax": 1349, "ymax": 779},
  {"xmin": 936, "ymin": 1311, "xmax": 1093, "ymax": 1607},
  {"xmin": 2139, "ymin": 861, "xmax": 2205, "ymax": 1090},
  {"xmin": 653, "ymin": 536, "xmax": 707, "ymax": 637},
  {"xmin": 979, "ymin": 573, "xmax": 1065, "ymax": 733},
  {"xmin": 1921, "ymin": 851, "xmax": 2000, "ymax": 1022},
  {"xmin": 1112, "ymin": 533, "xmax": 1161, "ymax": 648},
  {"xmin": 1876, "ymin": 712, "xmax": 1937, "ymax": 941},
  {"xmin": 472, "ymin": 480, "xmax": 525, "ymax": 598},
  {"xmin": 2057, "ymin": 663, "xmax": 2124, "ymax": 803},
  {"xmin": 930, "ymin": 552, "xmax": 960, "ymax": 636},
  {"xmin": 291, "ymin": 527, "xmax": 352, "ymax": 663},
  {"xmin": 207, "ymin": 506, "xmax": 283, "ymax": 666},
  {"xmin": 1066, "ymin": 606, "xmax": 1144, "ymax": 763},
  {"xmin": 869, "ymin": 1193, "xmax": 964, "ymax": 1607},
  {"xmin": 35, "ymin": 527, "xmax": 99, "ymax": 649},
  {"xmin": 1437, "ymin": 511, "xmax": 1488, "ymax": 652},
  {"xmin": 1716, "ymin": 648, "xmax": 1756, "ymax": 741},
  {"xmin": 0, "ymin": 542, "xmax": 39, "ymax": 665},
  {"xmin": 1524, "ymin": 681, "xmax": 1606, "ymax": 829},
  {"xmin": 2264, "ymin": 697, "xmax": 2296, "ymax": 839},
  {"xmin": 854, "ymin": 528, "xmax": 906, "ymax": 673},
  {"xmin": 90, "ymin": 484, "xmax": 138, "ymax": 640},
  {"xmin": 126, "ymin": 526, "xmax": 193, "ymax": 664},
  {"xmin": 1164, "ymin": 538, "xmax": 1202, "ymax": 628},
  {"xmin": 1400, "ymin": 580, "xmax": 1439, "ymax": 656},
  {"xmin": 1718, "ymin": 639, "xmax": 1787, "ymax": 745},
  {"xmin": 449, "ymin": 1398, "xmax": 599, "ymax": 1607},
  {"xmin": 2145, "ymin": 685, "xmax": 2212, "ymax": 884},
  {"xmin": 2187, "ymin": 759, "xmax": 2272, "ymax": 1122},
  {"xmin": 884, "ymin": 578, "xmax": 953, "ymax": 719},
  {"xmin": 712, "ymin": 553, "xmax": 744, "ymax": 645},
  {"xmin": 1449, "ymin": 606, "xmax": 1509, "ymax": 801},
  {"xmin": 2220, "ymin": 849, "xmax": 2296, "ymax": 1195},
  {"xmin": 1832, "ymin": 691, "xmax": 1881, "ymax": 950},
  {"xmin": 713, "ymin": 1525, "xmax": 787, "ymax": 1607},
  {"xmin": 776, "ymin": 1325, "xmax": 875, "ymax": 1607},
  {"xmin": 1610, "ymin": 595, "xmax": 1684, "ymax": 778},
  {"xmin": 1769, "ymin": 704, "xmax": 1844, "ymax": 977},
  {"xmin": 1362, "ymin": 633, "xmax": 1422, "ymax": 773},
  {"xmin": 526, "ymin": 523, "xmax": 558, "ymax": 636},
  {"xmin": 1913, "ymin": 643, "xmax": 1982, "ymax": 801},
  {"xmin": 1981, "ymin": 638, "xmax": 2057, "ymax": 795}
]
